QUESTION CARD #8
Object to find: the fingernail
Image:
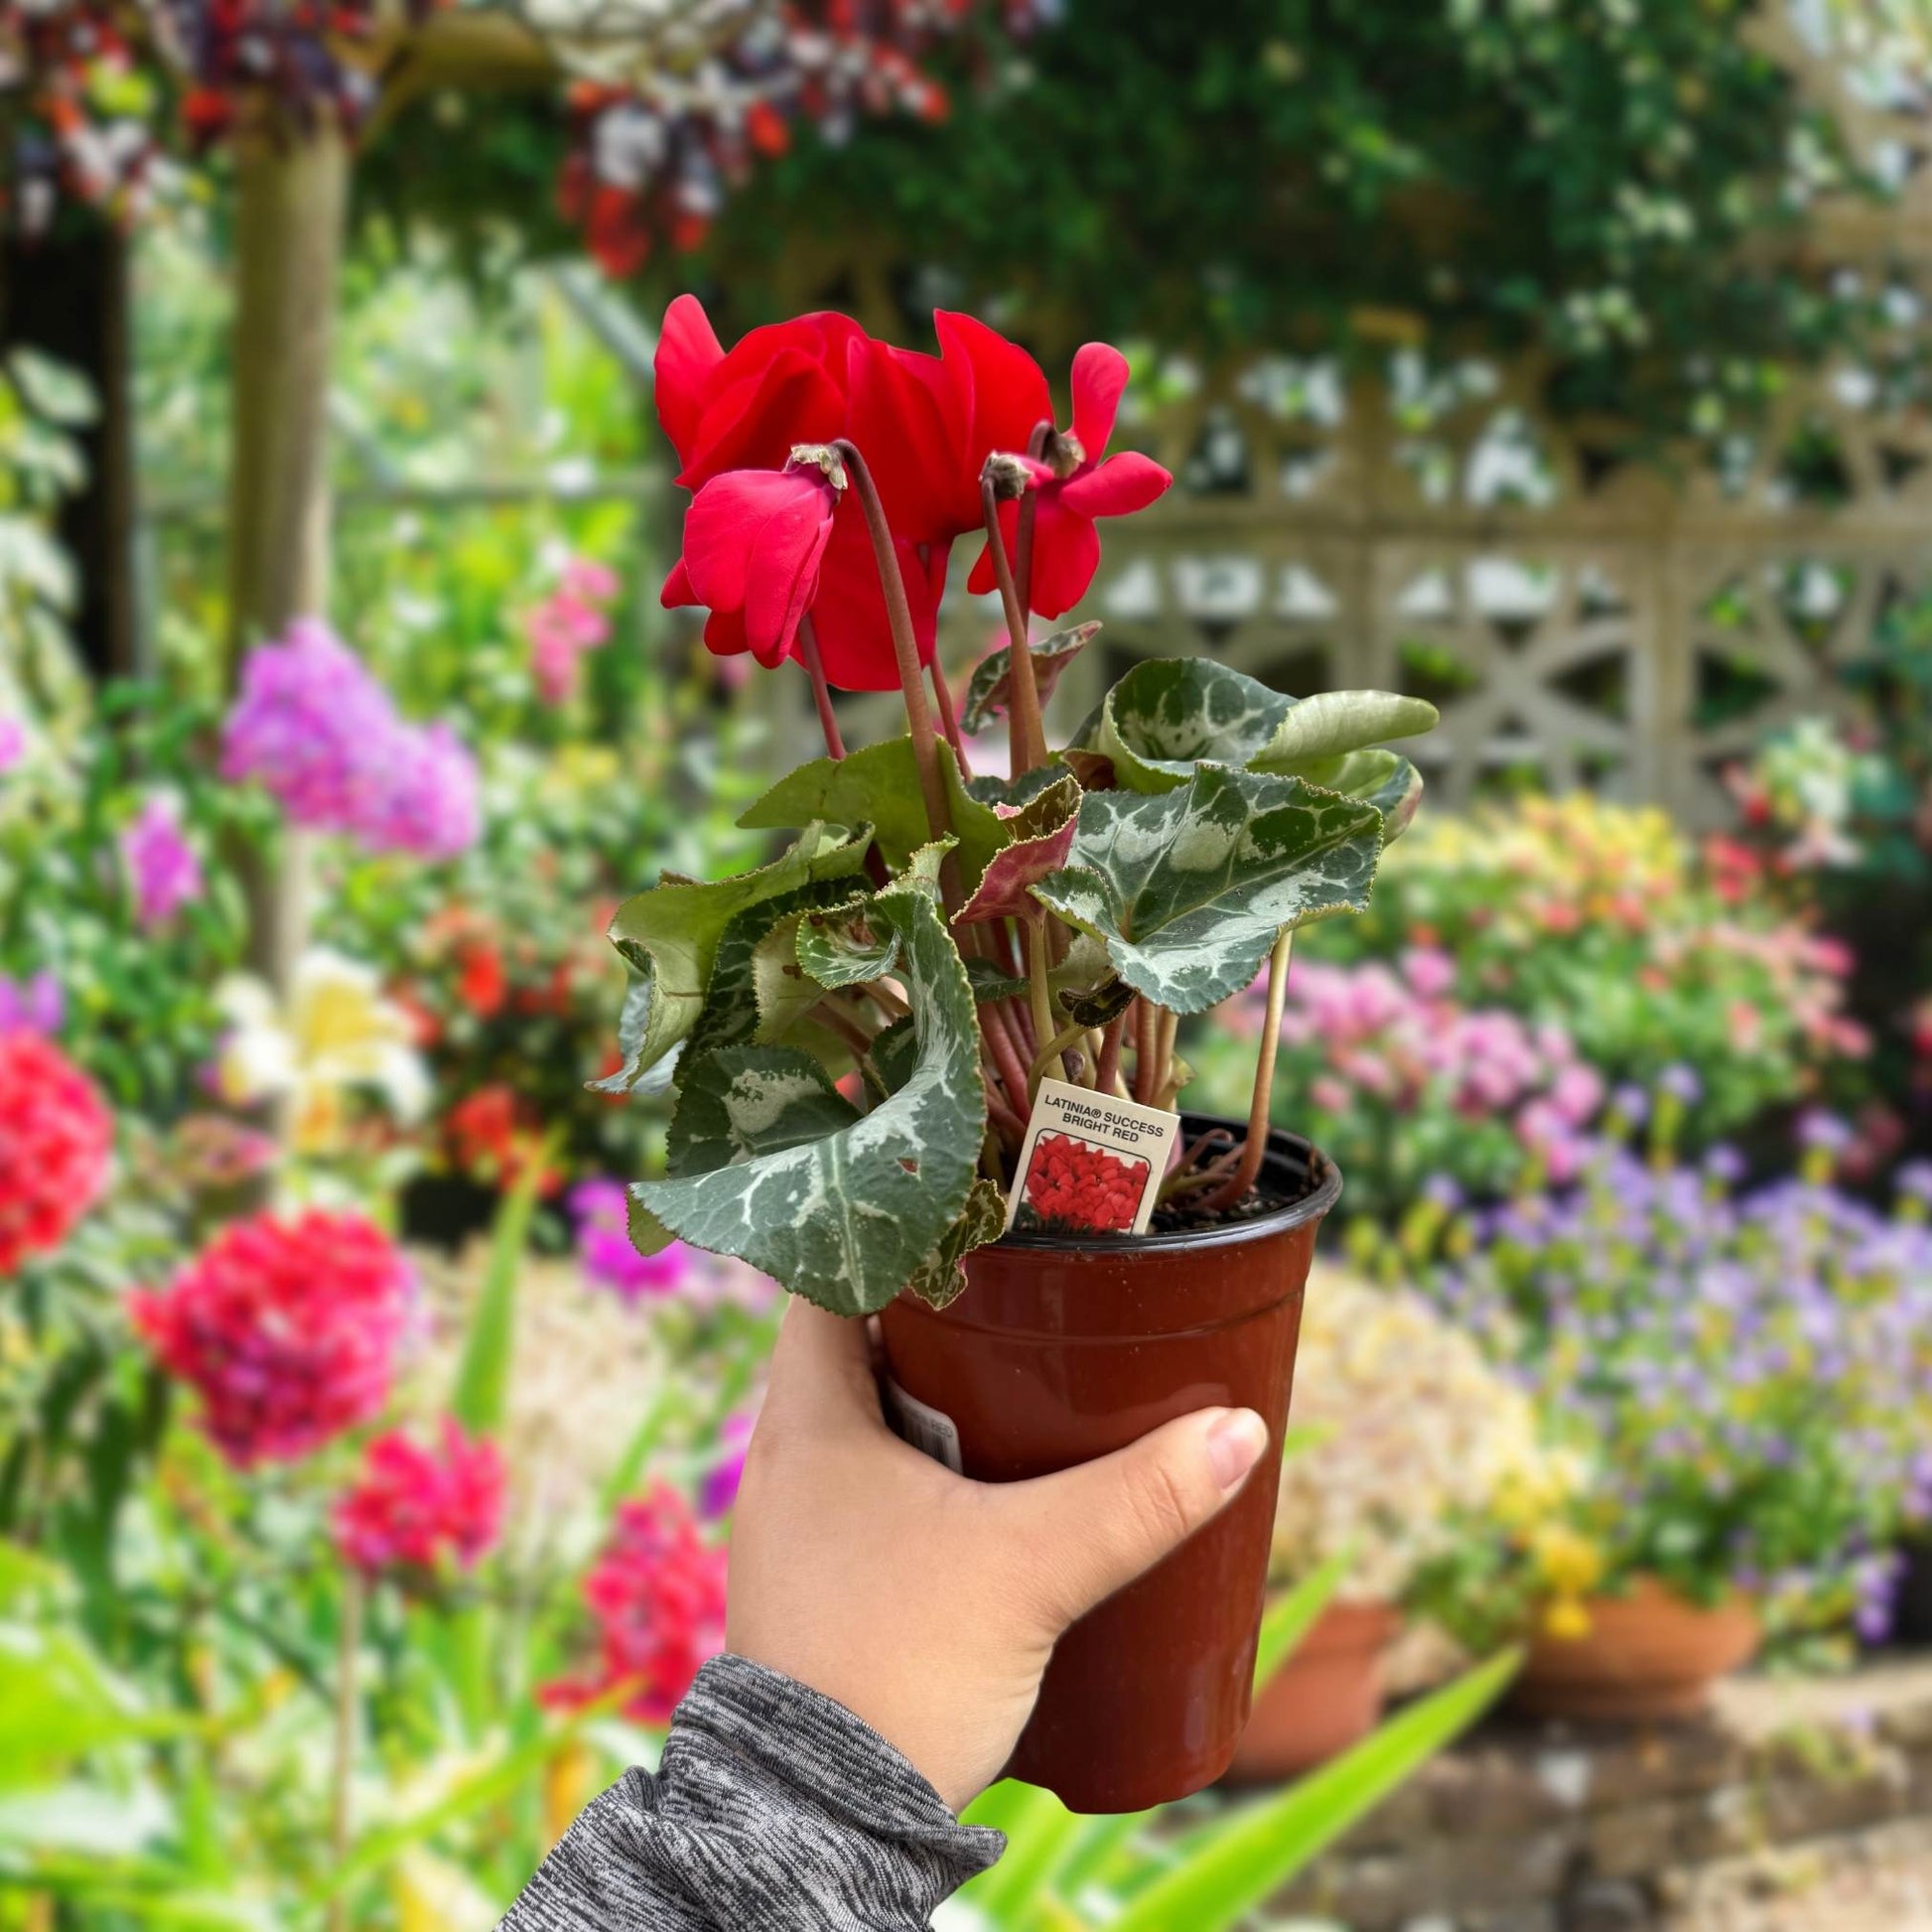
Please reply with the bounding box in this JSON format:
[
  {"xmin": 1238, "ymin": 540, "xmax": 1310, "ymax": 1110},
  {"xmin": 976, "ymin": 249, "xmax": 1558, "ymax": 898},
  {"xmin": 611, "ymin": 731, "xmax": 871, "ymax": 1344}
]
[{"xmin": 1204, "ymin": 1409, "xmax": 1268, "ymax": 1492}]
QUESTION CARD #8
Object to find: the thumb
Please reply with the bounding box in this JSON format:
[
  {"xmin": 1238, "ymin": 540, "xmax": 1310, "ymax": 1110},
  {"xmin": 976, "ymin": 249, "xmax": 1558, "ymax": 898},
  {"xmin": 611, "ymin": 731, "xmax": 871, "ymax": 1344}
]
[{"xmin": 1002, "ymin": 1407, "xmax": 1271, "ymax": 1632}]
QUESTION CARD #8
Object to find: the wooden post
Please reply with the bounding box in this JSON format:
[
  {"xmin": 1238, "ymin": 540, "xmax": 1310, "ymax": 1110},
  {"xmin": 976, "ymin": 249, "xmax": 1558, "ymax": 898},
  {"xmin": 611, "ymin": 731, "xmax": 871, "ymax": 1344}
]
[{"xmin": 225, "ymin": 121, "xmax": 349, "ymax": 988}]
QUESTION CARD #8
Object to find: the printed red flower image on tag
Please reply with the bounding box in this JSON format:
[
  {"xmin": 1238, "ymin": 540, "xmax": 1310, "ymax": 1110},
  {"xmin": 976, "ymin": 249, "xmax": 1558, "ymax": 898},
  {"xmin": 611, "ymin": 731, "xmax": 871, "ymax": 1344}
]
[{"xmin": 1018, "ymin": 1131, "xmax": 1153, "ymax": 1235}]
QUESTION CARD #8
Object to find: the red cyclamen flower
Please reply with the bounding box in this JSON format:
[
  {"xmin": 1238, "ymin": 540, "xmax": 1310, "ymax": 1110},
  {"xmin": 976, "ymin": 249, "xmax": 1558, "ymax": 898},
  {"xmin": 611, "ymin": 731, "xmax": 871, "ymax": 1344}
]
[
  {"xmin": 662, "ymin": 457, "xmax": 842, "ymax": 668},
  {"xmin": 539, "ymin": 1484, "xmax": 728, "ymax": 1725},
  {"xmin": 334, "ymin": 1418, "xmax": 507, "ymax": 1577},
  {"xmin": 131, "ymin": 1210, "xmax": 417, "ymax": 1467},
  {"xmin": 0, "ymin": 1032, "xmax": 111, "ymax": 1276},
  {"xmin": 970, "ymin": 344, "xmax": 1173, "ymax": 619}
]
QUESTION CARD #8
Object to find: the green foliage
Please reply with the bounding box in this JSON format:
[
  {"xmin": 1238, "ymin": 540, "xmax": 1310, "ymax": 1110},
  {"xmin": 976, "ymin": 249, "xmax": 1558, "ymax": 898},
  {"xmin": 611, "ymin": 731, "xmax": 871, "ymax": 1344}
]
[
  {"xmin": 1034, "ymin": 763, "xmax": 1385, "ymax": 1014},
  {"xmin": 677, "ymin": 0, "xmax": 1875, "ymax": 433},
  {"xmin": 631, "ymin": 861, "xmax": 987, "ymax": 1314},
  {"xmin": 960, "ymin": 622, "xmax": 1099, "ymax": 735}
]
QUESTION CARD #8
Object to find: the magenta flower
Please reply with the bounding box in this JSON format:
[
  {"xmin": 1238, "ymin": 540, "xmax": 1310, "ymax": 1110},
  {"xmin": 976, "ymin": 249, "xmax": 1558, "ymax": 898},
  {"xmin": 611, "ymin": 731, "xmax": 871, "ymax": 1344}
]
[
  {"xmin": 699, "ymin": 1410, "xmax": 756, "ymax": 1520},
  {"xmin": 0, "ymin": 971, "xmax": 63, "ymax": 1036},
  {"xmin": 131, "ymin": 1209, "xmax": 418, "ymax": 1467},
  {"xmin": 0, "ymin": 715, "xmax": 24, "ymax": 774},
  {"xmin": 334, "ymin": 1418, "xmax": 507, "ymax": 1577},
  {"xmin": 120, "ymin": 795, "xmax": 204, "ymax": 930},
  {"xmin": 221, "ymin": 620, "xmax": 480, "ymax": 861},
  {"xmin": 571, "ymin": 1178, "xmax": 693, "ymax": 1304}
]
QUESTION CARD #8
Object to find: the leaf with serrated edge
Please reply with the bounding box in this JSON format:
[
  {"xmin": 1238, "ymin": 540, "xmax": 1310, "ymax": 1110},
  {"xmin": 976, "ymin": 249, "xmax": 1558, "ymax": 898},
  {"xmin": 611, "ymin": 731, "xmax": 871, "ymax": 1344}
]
[
  {"xmin": 605, "ymin": 824, "xmax": 872, "ymax": 1089},
  {"xmin": 1064, "ymin": 975, "xmax": 1135, "ymax": 1028},
  {"xmin": 965, "ymin": 763, "xmax": 1074, "ymax": 809},
  {"xmin": 1096, "ymin": 659, "xmax": 1294, "ymax": 793},
  {"xmin": 685, "ymin": 876, "xmax": 879, "ymax": 1068},
  {"xmin": 1250, "ymin": 689, "xmax": 1440, "ymax": 770},
  {"xmin": 740, "ymin": 740, "xmax": 1009, "ymax": 890},
  {"xmin": 587, "ymin": 979, "xmax": 674, "ymax": 1095},
  {"xmin": 964, "ymin": 958, "xmax": 1030, "ymax": 1004},
  {"xmin": 959, "ymin": 622, "xmax": 1101, "ymax": 734},
  {"xmin": 907, "ymin": 1179, "xmax": 1007, "ymax": 1310},
  {"xmin": 1032, "ymin": 763, "xmax": 1385, "ymax": 1015},
  {"xmin": 1366, "ymin": 756, "xmax": 1426, "ymax": 842},
  {"xmin": 632, "ymin": 873, "xmax": 986, "ymax": 1315},
  {"xmin": 666, "ymin": 1045, "xmax": 862, "ymax": 1177},
  {"xmin": 956, "ymin": 775, "xmax": 1081, "ymax": 924}
]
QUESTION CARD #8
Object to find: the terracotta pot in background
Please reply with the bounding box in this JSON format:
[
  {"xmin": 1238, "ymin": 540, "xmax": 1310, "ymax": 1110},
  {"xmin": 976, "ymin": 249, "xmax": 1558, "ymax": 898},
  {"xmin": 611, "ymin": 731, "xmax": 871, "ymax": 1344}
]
[
  {"xmin": 1515, "ymin": 1575, "xmax": 1760, "ymax": 1722},
  {"xmin": 877, "ymin": 1119, "xmax": 1340, "ymax": 1815},
  {"xmin": 1223, "ymin": 1599, "xmax": 1400, "ymax": 1784}
]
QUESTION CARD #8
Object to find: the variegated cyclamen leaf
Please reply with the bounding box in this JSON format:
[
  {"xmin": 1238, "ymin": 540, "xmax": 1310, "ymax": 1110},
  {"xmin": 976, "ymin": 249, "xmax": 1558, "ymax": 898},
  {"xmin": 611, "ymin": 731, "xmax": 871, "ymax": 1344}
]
[
  {"xmin": 964, "ymin": 763, "xmax": 1076, "ymax": 810},
  {"xmin": 604, "ymin": 823, "xmax": 872, "ymax": 1089},
  {"xmin": 958, "ymin": 621, "xmax": 1101, "ymax": 734},
  {"xmin": 684, "ymin": 877, "xmax": 880, "ymax": 1069},
  {"xmin": 740, "ymin": 738, "xmax": 1010, "ymax": 890},
  {"xmin": 1032, "ymin": 763, "xmax": 1386, "ymax": 1015},
  {"xmin": 1249, "ymin": 689, "xmax": 1440, "ymax": 771},
  {"xmin": 631, "ymin": 874, "xmax": 986, "ymax": 1315},
  {"xmin": 626, "ymin": 1188, "xmax": 678, "ymax": 1259},
  {"xmin": 964, "ymin": 958, "xmax": 1031, "ymax": 1004},
  {"xmin": 795, "ymin": 900, "xmax": 900, "ymax": 991},
  {"xmin": 869, "ymin": 1015, "xmax": 918, "ymax": 1093},
  {"xmin": 1063, "ymin": 974, "xmax": 1135, "ymax": 1028},
  {"xmin": 666, "ymin": 1045, "xmax": 862, "ymax": 1178},
  {"xmin": 1091, "ymin": 659, "xmax": 1293, "ymax": 793},
  {"xmin": 586, "ymin": 979, "xmax": 679, "ymax": 1095},
  {"xmin": 1366, "ymin": 755, "xmax": 1426, "ymax": 842},
  {"xmin": 957, "ymin": 775, "xmax": 1082, "ymax": 925},
  {"xmin": 907, "ymin": 1179, "xmax": 1008, "ymax": 1311}
]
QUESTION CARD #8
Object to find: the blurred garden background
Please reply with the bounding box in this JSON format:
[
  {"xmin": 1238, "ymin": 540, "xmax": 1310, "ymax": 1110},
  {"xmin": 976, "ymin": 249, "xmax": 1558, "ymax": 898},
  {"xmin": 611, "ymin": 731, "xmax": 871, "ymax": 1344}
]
[{"xmin": 7, "ymin": 1, "xmax": 1932, "ymax": 1926}]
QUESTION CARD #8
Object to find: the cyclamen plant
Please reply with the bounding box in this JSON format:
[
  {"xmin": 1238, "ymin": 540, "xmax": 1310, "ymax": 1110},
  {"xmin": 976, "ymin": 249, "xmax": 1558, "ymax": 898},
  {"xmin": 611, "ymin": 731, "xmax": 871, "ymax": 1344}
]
[{"xmin": 597, "ymin": 297, "xmax": 1437, "ymax": 1316}]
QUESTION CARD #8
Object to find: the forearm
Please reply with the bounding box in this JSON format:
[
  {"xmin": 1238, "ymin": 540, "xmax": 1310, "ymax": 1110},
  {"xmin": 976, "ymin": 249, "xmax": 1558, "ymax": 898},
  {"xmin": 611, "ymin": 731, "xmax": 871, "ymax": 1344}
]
[{"xmin": 499, "ymin": 1655, "xmax": 1005, "ymax": 1931}]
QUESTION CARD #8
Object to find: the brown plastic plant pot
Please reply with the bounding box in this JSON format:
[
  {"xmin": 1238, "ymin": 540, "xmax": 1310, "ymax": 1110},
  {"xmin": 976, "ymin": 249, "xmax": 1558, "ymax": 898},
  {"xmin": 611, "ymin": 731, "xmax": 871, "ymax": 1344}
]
[{"xmin": 876, "ymin": 1117, "xmax": 1341, "ymax": 1815}]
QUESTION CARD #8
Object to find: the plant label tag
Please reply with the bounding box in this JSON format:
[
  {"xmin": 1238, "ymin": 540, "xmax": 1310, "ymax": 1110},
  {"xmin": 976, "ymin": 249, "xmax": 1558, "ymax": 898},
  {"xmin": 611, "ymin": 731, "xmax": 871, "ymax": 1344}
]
[
  {"xmin": 883, "ymin": 1379, "xmax": 963, "ymax": 1473},
  {"xmin": 1006, "ymin": 1078, "xmax": 1181, "ymax": 1237}
]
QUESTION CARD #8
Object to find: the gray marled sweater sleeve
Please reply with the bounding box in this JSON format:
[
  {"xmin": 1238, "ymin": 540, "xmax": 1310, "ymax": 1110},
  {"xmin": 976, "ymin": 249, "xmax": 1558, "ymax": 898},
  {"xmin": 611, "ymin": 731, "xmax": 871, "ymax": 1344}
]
[{"xmin": 499, "ymin": 1655, "xmax": 1005, "ymax": 1930}]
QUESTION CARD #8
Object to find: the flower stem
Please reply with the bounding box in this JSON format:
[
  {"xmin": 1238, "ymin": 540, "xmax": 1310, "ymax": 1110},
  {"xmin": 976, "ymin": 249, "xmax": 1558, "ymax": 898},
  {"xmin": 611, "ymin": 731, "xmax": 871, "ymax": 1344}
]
[
  {"xmin": 1025, "ymin": 920, "xmax": 1066, "ymax": 1098},
  {"xmin": 833, "ymin": 440, "xmax": 952, "ymax": 851},
  {"xmin": 796, "ymin": 615, "xmax": 845, "ymax": 760},
  {"xmin": 1202, "ymin": 930, "xmax": 1294, "ymax": 1214},
  {"xmin": 1097, "ymin": 1012, "xmax": 1126, "ymax": 1095},
  {"xmin": 1014, "ymin": 418, "xmax": 1052, "ymax": 615},
  {"xmin": 930, "ymin": 657, "xmax": 972, "ymax": 775},
  {"xmin": 981, "ymin": 999, "xmax": 1033, "ymax": 1123},
  {"xmin": 981, "ymin": 476, "xmax": 1047, "ymax": 775},
  {"xmin": 1153, "ymin": 1008, "xmax": 1181, "ymax": 1110},
  {"xmin": 328, "ymin": 1566, "xmax": 363, "ymax": 1932}
]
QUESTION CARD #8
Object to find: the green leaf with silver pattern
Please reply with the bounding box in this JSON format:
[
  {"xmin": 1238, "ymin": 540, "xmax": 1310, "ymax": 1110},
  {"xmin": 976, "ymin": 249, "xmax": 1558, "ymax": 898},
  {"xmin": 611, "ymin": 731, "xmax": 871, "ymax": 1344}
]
[
  {"xmin": 632, "ymin": 870, "xmax": 987, "ymax": 1315},
  {"xmin": 1031, "ymin": 762, "xmax": 1385, "ymax": 1015}
]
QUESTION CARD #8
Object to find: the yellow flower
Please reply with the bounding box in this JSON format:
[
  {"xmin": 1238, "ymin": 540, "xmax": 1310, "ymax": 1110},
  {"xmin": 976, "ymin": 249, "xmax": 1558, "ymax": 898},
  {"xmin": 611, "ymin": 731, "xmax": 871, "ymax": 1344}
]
[
  {"xmin": 1544, "ymin": 1595, "xmax": 1594, "ymax": 1641},
  {"xmin": 1532, "ymin": 1523, "xmax": 1604, "ymax": 1597}
]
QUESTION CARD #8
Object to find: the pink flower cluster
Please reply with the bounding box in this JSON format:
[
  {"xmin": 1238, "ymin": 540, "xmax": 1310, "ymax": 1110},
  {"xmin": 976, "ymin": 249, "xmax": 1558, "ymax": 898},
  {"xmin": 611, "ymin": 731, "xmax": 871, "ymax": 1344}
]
[
  {"xmin": 333, "ymin": 1418, "xmax": 507, "ymax": 1577},
  {"xmin": 132, "ymin": 1209, "xmax": 418, "ymax": 1467},
  {"xmin": 525, "ymin": 557, "xmax": 620, "ymax": 705},
  {"xmin": 119, "ymin": 794, "xmax": 204, "ymax": 930},
  {"xmin": 1265, "ymin": 949, "xmax": 1604, "ymax": 1181},
  {"xmin": 0, "ymin": 1031, "xmax": 111, "ymax": 1275},
  {"xmin": 220, "ymin": 620, "xmax": 480, "ymax": 860},
  {"xmin": 540, "ymin": 1484, "xmax": 728, "ymax": 1725}
]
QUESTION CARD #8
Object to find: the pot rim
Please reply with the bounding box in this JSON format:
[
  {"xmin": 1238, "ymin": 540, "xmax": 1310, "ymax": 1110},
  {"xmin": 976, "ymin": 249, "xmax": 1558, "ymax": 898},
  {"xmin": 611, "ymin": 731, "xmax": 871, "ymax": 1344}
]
[{"xmin": 994, "ymin": 1113, "xmax": 1342, "ymax": 1259}]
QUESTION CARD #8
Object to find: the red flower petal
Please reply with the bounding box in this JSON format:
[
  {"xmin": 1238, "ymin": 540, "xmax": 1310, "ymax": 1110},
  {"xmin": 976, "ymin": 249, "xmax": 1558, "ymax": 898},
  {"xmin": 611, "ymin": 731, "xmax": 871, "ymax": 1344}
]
[
  {"xmin": 1024, "ymin": 497, "xmax": 1102, "ymax": 621},
  {"xmin": 846, "ymin": 334, "xmax": 974, "ymax": 545},
  {"xmin": 679, "ymin": 346, "xmax": 846, "ymax": 491},
  {"xmin": 1070, "ymin": 343, "xmax": 1130, "ymax": 457},
  {"xmin": 1059, "ymin": 450, "xmax": 1173, "ymax": 521},
  {"xmin": 653, "ymin": 294, "xmax": 725, "ymax": 465},
  {"xmin": 934, "ymin": 310, "xmax": 1053, "ymax": 483},
  {"xmin": 660, "ymin": 556, "xmax": 697, "ymax": 608},
  {"xmin": 807, "ymin": 502, "xmax": 938, "ymax": 692}
]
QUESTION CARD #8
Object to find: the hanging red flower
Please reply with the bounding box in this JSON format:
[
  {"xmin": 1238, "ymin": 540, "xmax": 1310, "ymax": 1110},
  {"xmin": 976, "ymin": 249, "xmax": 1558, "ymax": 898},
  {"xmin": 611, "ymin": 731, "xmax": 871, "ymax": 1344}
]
[
  {"xmin": 970, "ymin": 343, "xmax": 1173, "ymax": 619},
  {"xmin": 0, "ymin": 1030, "xmax": 112, "ymax": 1275},
  {"xmin": 131, "ymin": 1210, "xmax": 417, "ymax": 1467},
  {"xmin": 662, "ymin": 457, "xmax": 843, "ymax": 668}
]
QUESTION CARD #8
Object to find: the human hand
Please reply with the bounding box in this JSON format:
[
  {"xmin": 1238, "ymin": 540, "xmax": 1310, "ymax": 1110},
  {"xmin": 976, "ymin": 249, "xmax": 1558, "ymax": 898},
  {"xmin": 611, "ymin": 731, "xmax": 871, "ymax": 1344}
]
[{"xmin": 724, "ymin": 1299, "xmax": 1270, "ymax": 1814}]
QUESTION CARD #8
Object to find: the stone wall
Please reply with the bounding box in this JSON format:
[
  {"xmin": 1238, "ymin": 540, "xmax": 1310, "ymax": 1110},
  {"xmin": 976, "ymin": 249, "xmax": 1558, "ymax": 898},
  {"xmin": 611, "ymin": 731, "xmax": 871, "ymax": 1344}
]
[{"xmin": 1271, "ymin": 1660, "xmax": 1932, "ymax": 1931}]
